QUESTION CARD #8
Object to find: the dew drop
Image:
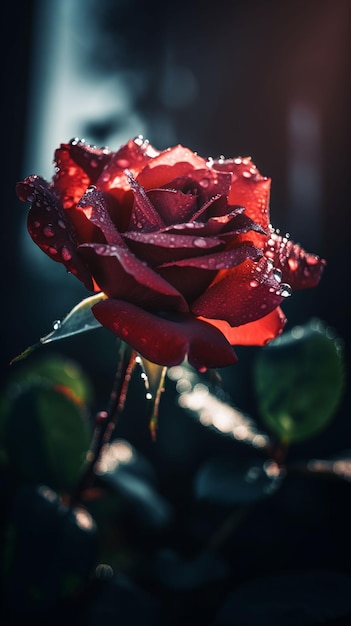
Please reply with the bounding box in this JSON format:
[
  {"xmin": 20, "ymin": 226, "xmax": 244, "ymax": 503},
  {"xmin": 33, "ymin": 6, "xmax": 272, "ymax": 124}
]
[
  {"xmin": 306, "ymin": 254, "xmax": 319, "ymax": 265},
  {"xmin": 48, "ymin": 246, "xmax": 58, "ymax": 255},
  {"xmin": 193, "ymin": 237, "xmax": 208, "ymax": 248},
  {"xmin": 146, "ymin": 392, "xmax": 153, "ymax": 400},
  {"xmin": 250, "ymin": 279, "xmax": 259, "ymax": 288},
  {"xmin": 90, "ymin": 159, "xmax": 99, "ymax": 168},
  {"xmin": 117, "ymin": 158, "xmax": 130, "ymax": 169},
  {"xmin": 58, "ymin": 219, "xmax": 66, "ymax": 229},
  {"xmin": 52, "ymin": 319, "xmax": 61, "ymax": 330},
  {"xmin": 43, "ymin": 225, "xmax": 55, "ymax": 238},
  {"xmin": 134, "ymin": 135, "xmax": 144, "ymax": 146},
  {"xmin": 273, "ymin": 268, "xmax": 282, "ymax": 282},
  {"xmin": 87, "ymin": 184, "xmax": 96, "ymax": 192},
  {"xmin": 69, "ymin": 137, "xmax": 85, "ymax": 146},
  {"xmin": 27, "ymin": 194, "xmax": 35, "ymax": 202},
  {"xmin": 288, "ymin": 258, "xmax": 298, "ymax": 271},
  {"xmin": 199, "ymin": 178, "xmax": 210, "ymax": 188},
  {"xmin": 61, "ymin": 246, "xmax": 72, "ymax": 261},
  {"xmin": 33, "ymin": 220, "xmax": 41, "ymax": 228},
  {"xmin": 277, "ymin": 283, "xmax": 292, "ymax": 297}
]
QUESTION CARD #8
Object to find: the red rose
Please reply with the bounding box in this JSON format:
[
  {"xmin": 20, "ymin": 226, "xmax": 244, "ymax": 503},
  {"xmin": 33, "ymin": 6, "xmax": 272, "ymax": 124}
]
[{"xmin": 16, "ymin": 136, "xmax": 325, "ymax": 370}]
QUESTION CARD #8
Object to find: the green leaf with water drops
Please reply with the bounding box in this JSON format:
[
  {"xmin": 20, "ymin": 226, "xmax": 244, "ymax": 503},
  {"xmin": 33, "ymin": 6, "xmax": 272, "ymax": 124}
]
[
  {"xmin": 10, "ymin": 292, "xmax": 107, "ymax": 364},
  {"xmin": 253, "ymin": 318, "xmax": 345, "ymax": 444}
]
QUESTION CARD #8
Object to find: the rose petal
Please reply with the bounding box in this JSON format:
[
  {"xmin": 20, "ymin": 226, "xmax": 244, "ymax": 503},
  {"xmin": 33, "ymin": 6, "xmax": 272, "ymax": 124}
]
[
  {"xmin": 191, "ymin": 257, "xmax": 286, "ymax": 326},
  {"xmin": 158, "ymin": 244, "xmax": 262, "ymax": 301},
  {"xmin": 53, "ymin": 140, "xmax": 112, "ymax": 209},
  {"xmin": 96, "ymin": 137, "xmax": 159, "ymax": 200},
  {"xmin": 78, "ymin": 243, "xmax": 188, "ymax": 312},
  {"xmin": 16, "ymin": 176, "xmax": 93, "ymax": 290},
  {"xmin": 146, "ymin": 188, "xmax": 197, "ymax": 225},
  {"xmin": 123, "ymin": 231, "xmax": 223, "ymax": 267},
  {"xmin": 92, "ymin": 299, "xmax": 238, "ymax": 369},
  {"xmin": 264, "ymin": 230, "xmax": 326, "ymax": 289},
  {"xmin": 201, "ymin": 307, "xmax": 287, "ymax": 347},
  {"xmin": 126, "ymin": 170, "xmax": 165, "ymax": 232},
  {"xmin": 159, "ymin": 168, "xmax": 233, "ymax": 213},
  {"xmin": 78, "ymin": 188, "xmax": 127, "ymax": 245},
  {"xmin": 212, "ymin": 157, "xmax": 271, "ymax": 232},
  {"xmin": 136, "ymin": 145, "xmax": 208, "ymax": 189}
]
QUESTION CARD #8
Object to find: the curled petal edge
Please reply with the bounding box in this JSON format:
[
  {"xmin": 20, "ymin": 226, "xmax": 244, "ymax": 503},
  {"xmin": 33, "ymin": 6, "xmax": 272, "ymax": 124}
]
[{"xmin": 92, "ymin": 299, "xmax": 238, "ymax": 370}]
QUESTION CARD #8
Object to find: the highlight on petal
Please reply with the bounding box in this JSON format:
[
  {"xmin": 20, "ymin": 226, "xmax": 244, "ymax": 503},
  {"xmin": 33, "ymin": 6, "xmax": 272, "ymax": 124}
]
[
  {"xmin": 136, "ymin": 145, "xmax": 208, "ymax": 189},
  {"xmin": 54, "ymin": 139, "xmax": 112, "ymax": 209},
  {"xmin": 16, "ymin": 176, "xmax": 93, "ymax": 290},
  {"xmin": 201, "ymin": 306, "xmax": 287, "ymax": 347},
  {"xmin": 264, "ymin": 230, "xmax": 326, "ymax": 290},
  {"xmin": 212, "ymin": 157, "xmax": 271, "ymax": 232},
  {"xmin": 92, "ymin": 299, "xmax": 238, "ymax": 369}
]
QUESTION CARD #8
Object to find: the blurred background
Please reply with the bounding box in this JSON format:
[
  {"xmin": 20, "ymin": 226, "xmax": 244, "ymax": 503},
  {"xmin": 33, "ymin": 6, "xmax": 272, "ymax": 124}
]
[{"xmin": 1, "ymin": 0, "xmax": 350, "ymax": 451}]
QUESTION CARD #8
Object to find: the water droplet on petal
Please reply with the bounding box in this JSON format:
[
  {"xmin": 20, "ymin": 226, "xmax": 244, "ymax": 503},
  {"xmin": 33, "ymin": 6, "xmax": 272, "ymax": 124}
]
[
  {"xmin": 250, "ymin": 279, "xmax": 260, "ymax": 288},
  {"xmin": 306, "ymin": 254, "xmax": 320, "ymax": 265},
  {"xmin": 52, "ymin": 319, "xmax": 61, "ymax": 330},
  {"xmin": 134, "ymin": 135, "xmax": 144, "ymax": 145},
  {"xmin": 193, "ymin": 237, "xmax": 208, "ymax": 248},
  {"xmin": 43, "ymin": 225, "xmax": 55, "ymax": 238},
  {"xmin": 117, "ymin": 158, "xmax": 130, "ymax": 169},
  {"xmin": 277, "ymin": 283, "xmax": 292, "ymax": 297},
  {"xmin": 69, "ymin": 137, "xmax": 85, "ymax": 146},
  {"xmin": 199, "ymin": 177, "xmax": 210, "ymax": 188},
  {"xmin": 288, "ymin": 258, "xmax": 298, "ymax": 271},
  {"xmin": 61, "ymin": 246, "xmax": 72, "ymax": 261},
  {"xmin": 273, "ymin": 268, "xmax": 282, "ymax": 282}
]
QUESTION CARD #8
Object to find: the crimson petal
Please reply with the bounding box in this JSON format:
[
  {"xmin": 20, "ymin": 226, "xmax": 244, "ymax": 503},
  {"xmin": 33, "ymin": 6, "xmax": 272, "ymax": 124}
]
[
  {"xmin": 16, "ymin": 176, "xmax": 93, "ymax": 290},
  {"xmin": 146, "ymin": 188, "xmax": 197, "ymax": 225},
  {"xmin": 126, "ymin": 170, "xmax": 165, "ymax": 232},
  {"xmin": 212, "ymin": 157, "xmax": 271, "ymax": 232},
  {"xmin": 78, "ymin": 243, "xmax": 188, "ymax": 312},
  {"xmin": 158, "ymin": 244, "xmax": 262, "ymax": 301},
  {"xmin": 78, "ymin": 188, "xmax": 126, "ymax": 246},
  {"xmin": 54, "ymin": 140, "xmax": 112, "ymax": 209},
  {"xmin": 123, "ymin": 231, "xmax": 223, "ymax": 267},
  {"xmin": 202, "ymin": 307, "xmax": 287, "ymax": 347},
  {"xmin": 264, "ymin": 230, "xmax": 326, "ymax": 290},
  {"xmin": 191, "ymin": 257, "xmax": 286, "ymax": 326},
  {"xmin": 92, "ymin": 299, "xmax": 238, "ymax": 369}
]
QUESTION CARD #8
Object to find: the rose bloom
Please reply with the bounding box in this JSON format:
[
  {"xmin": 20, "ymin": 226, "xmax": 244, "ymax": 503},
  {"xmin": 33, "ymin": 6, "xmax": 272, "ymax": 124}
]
[{"xmin": 16, "ymin": 136, "xmax": 325, "ymax": 370}]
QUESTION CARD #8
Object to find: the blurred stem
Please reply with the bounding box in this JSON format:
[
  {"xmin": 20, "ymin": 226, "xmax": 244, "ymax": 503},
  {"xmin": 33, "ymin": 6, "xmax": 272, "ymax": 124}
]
[{"xmin": 70, "ymin": 341, "xmax": 136, "ymax": 506}]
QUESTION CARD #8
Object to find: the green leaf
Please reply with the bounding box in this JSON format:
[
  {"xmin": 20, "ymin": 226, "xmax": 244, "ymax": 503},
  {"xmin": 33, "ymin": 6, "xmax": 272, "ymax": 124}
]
[
  {"xmin": 253, "ymin": 318, "xmax": 345, "ymax": 444},
  {"xmin": 10, "ymin": 292, "xmax": 106, "ymax": 364},
  {"xmin": 1, "ymin": 382, "xmax": 91, "ymax": 492},
  {"xmin": 5, "ymin": 354, "xmax": 93, "ymax": 407}
]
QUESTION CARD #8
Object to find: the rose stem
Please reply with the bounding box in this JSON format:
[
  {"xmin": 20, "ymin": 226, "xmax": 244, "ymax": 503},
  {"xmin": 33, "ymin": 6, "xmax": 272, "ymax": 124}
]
[{"xmin": 70, "ymin": 341, "xmax": 137, "ymax": 506}]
